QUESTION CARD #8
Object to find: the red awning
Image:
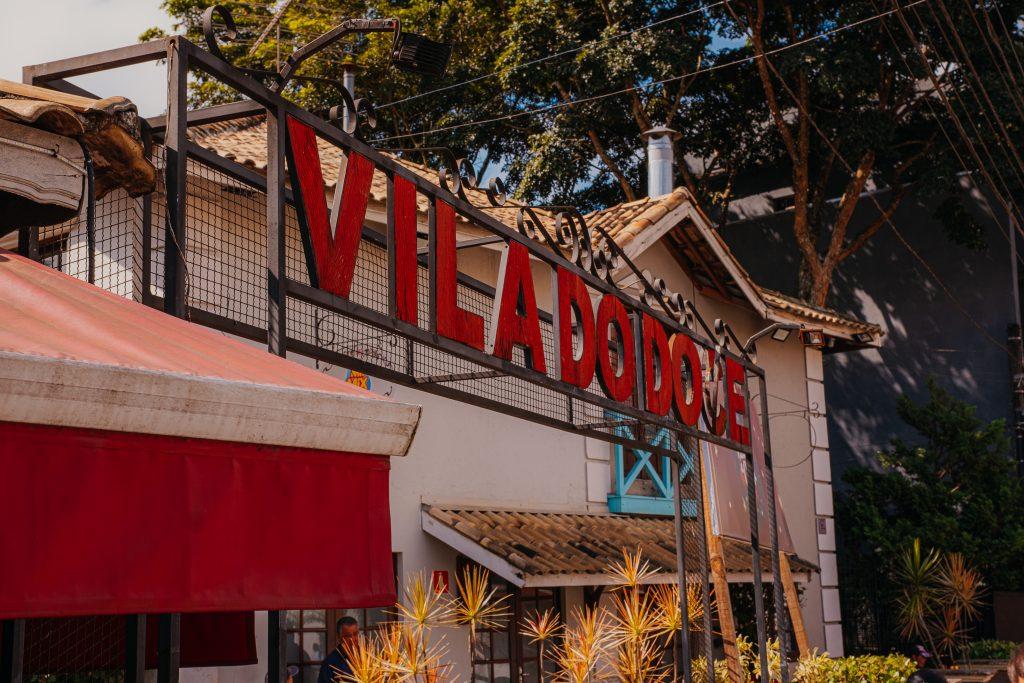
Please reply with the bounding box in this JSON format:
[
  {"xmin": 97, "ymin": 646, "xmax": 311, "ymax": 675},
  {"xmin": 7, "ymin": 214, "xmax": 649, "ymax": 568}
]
[{"xmin": 0, "ymin": 251, "xmax": 420, "ymax": 618}]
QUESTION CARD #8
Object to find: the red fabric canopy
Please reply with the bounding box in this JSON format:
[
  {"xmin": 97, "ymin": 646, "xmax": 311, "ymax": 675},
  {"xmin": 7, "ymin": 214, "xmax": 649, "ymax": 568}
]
[
  {"xmin": 0, "ymin": 250, "xmax": 411, "ymax": 619},
  {"xmin": 0, "ymin": 422, "xmax": 395, "ymax": 618}
]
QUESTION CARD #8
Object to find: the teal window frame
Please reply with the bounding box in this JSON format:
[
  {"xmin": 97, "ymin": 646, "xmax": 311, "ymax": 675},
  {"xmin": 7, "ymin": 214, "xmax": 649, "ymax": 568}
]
[{"xmin": 607, "ymin": 421, "xmax": 698, "ymax": 517}]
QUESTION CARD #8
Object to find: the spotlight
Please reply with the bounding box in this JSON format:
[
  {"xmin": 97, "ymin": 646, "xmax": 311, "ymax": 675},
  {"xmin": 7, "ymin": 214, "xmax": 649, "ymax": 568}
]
[
  {"xmin": 801, "ymin": 329, "xmax": 826, "ymax": 348},
  {"xmin": 392, "ymin": 32, "xmax": 452, "ymax": 77},
  {"xmin": 770, "ymin": 327, "xmax": 793, "ymax": 342}
]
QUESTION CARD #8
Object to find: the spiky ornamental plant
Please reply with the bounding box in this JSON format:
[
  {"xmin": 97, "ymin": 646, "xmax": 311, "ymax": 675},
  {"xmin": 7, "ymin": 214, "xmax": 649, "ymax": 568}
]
[
  {"xmin": 340, "ymin": 634, "xmax": 390, "ymax": 683},
  {"xmin": 552, "ymin": 605, "xmax": 613, "ymax": 683},
  {"xmin": 608, "ymin": 547, "xmax": 657, "ymax": 590},
  {"xmin": 521, "ymin": 608, "xmax": 561, "ymax": 683},
  {"xmin": 451, "ymin": 565, "xmax": 510, "ymax": 679},
  {"xmin": 651, "ymin": 583, "xmax": 708, "ymax": 680},
  {"xmin": 895, "ymin": 538, "xmax": 943, "ymax": 659}
]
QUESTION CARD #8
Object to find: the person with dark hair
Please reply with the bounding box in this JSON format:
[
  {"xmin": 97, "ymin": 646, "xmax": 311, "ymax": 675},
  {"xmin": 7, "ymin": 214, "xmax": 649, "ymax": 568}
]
[
  {"xmin": 906, "ymin": 645, "xmax": 948, "ymax": 683},
  {"xmin": 317, "ymin": 616, "xmax": 359, "ymax": 683}
]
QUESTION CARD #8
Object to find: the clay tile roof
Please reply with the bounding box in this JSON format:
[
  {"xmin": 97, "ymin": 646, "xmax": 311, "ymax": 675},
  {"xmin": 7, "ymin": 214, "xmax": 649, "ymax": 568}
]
[
  {"xmin": 758, "ymin": 288, "xmax": 881, "ymax": 336},
  {"xmin": 422, "ymin": 505, "xmax": 815, "ymax": 584},
  {"xmin": 585, "ymin": 187, "xmax": 693, "ymax": 250},
  {"xmin": 191, "ymin": 115, "xmax": 556, "ymax": 227}
]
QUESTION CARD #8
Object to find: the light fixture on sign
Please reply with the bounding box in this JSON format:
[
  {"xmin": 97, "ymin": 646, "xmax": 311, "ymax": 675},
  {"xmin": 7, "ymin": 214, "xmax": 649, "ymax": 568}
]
[{"xmin": 771, "ymin": 326, "xmax": 793, "ymax": 342}]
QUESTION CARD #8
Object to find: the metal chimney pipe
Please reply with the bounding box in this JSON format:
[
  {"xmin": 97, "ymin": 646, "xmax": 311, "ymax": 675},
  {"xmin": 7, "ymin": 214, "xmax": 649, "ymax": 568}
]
[{"xmin": 641, "ymin": 126, "xmax": 680, "ymax": 198}]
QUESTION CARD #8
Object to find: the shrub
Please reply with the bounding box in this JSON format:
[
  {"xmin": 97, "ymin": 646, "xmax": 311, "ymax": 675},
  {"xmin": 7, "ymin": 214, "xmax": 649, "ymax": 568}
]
[
  {"xmin": 794, "ymin": 653, "xmax": 916, "ymax": 683},
  {"xmin": 967, "ymin": 639, "xmax": 1019, "ymax": 661}
]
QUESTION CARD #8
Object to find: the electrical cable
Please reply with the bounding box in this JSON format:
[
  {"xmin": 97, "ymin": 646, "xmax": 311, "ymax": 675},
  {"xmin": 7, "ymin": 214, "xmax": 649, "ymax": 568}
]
[
  {"xmin": 725, "ymin": 0, "xmax": 1014, "ymax": 361},
  {"xmin": 377, "ymin": 0, "xmax": 728, "ymax": 110},
  {"xmin": 871, "ymin": 0, "xmax": 1024, "ymax": 264},
  {"xmin": 900, "ymin": 2, "xmax": 1024, "ymax": 238},
  {"xmin": 377, "ymin": 0, "xmax": 930, "ymax": 143}
]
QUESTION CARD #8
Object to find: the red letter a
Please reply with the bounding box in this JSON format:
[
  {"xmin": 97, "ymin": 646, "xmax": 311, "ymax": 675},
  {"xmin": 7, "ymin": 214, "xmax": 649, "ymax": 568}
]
[
  {"xmin": 286, "ymin": 116, "xmax": 374, "ymax": 298},
  {"xmin": 488, "ymin": 242, "xmax": 546, "ymax": 372}
]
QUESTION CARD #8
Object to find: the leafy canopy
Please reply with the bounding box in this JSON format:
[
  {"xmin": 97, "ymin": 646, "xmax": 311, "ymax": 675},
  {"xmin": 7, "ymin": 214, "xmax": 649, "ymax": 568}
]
[
  {"xmin": 838, "ymin": 379, "xmax": 1024, "ymax": 594},
  {"xmin": 147, "ymin": 0, "xmax": 1024, "ymax": 304}
]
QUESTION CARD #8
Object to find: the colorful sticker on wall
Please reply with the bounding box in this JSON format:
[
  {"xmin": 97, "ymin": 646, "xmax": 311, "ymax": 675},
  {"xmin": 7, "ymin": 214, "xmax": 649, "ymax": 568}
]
[{"xmin": 345, "ymin": 369, "xmax": 371, "ymax": 391}]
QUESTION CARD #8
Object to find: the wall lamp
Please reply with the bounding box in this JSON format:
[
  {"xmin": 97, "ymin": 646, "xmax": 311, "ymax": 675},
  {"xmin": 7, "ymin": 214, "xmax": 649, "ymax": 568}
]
[{"xmin": 743, "ymin": 322, "xmax": 802, "ymax": 357}]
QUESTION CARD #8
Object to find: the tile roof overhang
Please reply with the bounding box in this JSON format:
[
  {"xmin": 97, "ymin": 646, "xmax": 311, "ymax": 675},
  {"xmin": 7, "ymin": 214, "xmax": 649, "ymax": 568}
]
[
  {"xmin": 190, "ymin": 115, "xmax": 882, "ymax": 349},
  {"xmin": 422, "ymin": 505, "xmax": 816, "ymax": 588}
]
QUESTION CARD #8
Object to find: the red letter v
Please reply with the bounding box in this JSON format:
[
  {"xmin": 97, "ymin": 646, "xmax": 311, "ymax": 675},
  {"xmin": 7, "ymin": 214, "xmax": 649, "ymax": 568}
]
[{"xmin": 286, "ymin": 115, "xmax": 374, "ymax": 299}]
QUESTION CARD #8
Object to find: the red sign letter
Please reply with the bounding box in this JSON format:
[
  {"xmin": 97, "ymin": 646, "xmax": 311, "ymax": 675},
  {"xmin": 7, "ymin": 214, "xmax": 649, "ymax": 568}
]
[
  {"xmin": 725, "ymin": 358, "xmax": 750, "ymax": 445},
  {"xmin": 669, "ymin": 333, "xmax": 703, "ymax": 426},
  {"xmin": 430, "ymin": 200, "xmax": 485, "ymax": 350},
  {"xmin": 596, "ymin": 294, "xmax": 636, "ymax": 402},
  {"xmin": 390, "ymin": 175, "xmax": 419, "ymax": 325},
  {"xmin": 286, "ymin": 116, "xmax": 374, "ymax": 298},
  {"xmin": 703, "ymin": 348, "xmax": 728, "ymax": 437},
  {"xmin": 552, "ymin": 267, "xmax": 596, "ymax": 388},
  {"xmin": 641, "ymin": 314, "xmax": 672, "ymax": 416},
  {"xmin": 488, "ymin": 242, "xmax": 546, "ymax": 372}
]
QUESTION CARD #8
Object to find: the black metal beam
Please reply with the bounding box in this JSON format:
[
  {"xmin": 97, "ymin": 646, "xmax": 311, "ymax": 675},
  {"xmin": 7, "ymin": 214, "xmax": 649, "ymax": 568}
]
[
  {"xmin": 157, "ymin": 614, "xmax": 180, "ymax": 683},
  {"xmin": 125, "ymin": 615, "xmax": 147, "ymax": 683},
  {"xmin": 0, "ymin": 620, "xmax": 24, "ymax": 683},
  {"xmin": 163, "ymin": 39, "xmax": 188, "ymax": 318},
  {"xmin": 267, "ymin": 106, "xmax": 287, "ymax": 356},
  {"xmin": 22, "ymin": 40, "xmax": 167, "ymax": 83},
  {"xmin": 267, "ymin": 611, "xmax": 285, "ymax": 683},
  {"xmin": 284, "ymin": 277, "xmax": 754, "ymax": 457},
  {"xmin": 148, "ymin": 99, "xmax": 265, "ymax": 134}
]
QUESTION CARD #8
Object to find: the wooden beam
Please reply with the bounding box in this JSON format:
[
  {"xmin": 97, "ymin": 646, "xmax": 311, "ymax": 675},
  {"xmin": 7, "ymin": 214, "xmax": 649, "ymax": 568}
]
[
  {"xmin": 702, "ymin": 468, "xmax": 741, "ymax": 683},
  {"xmin": 780, "ymin": 553, "xmax": 810, "ymax": 657}
]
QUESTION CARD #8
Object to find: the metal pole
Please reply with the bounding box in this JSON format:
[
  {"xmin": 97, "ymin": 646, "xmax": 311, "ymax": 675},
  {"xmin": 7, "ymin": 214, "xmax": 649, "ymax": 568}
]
[
  {"xmin": 1010, "ymin": 205, "xmax": 1021, "ymax": 331},
  {"xmin": 673, "ymin": 457, "xmax": 693, "ymax": 683},
  {"xmin": 0, "ymin": 620, "xmax": 24, "ymax": 683},
  {"xmin": 267, "ymin": 611, "xmax": 284, "ymax": 683},
  {"xmin": 163, "ymin": 37, "xmax": 188, "ymax": 318},
  {"xmin": 693, "ymin": 441, "xmax": 715, "ymax": 674},
  {"xmin": 125, "ymin": 615, "xmax": 147, "ymax": 683},
  {"xmin": 739, "ymin": 371, "xmax": 769, "ymax": 680},
  {"xmin": 267, "ymin": 104, "xmax": 287, "ymax": 356},
  {"xmin": 757, "ymin": 373, "xmax": 789, "ymax": 681},
  {"xmin": 156, "ymin": 613, "xmax": 180, "ymax": 683}
]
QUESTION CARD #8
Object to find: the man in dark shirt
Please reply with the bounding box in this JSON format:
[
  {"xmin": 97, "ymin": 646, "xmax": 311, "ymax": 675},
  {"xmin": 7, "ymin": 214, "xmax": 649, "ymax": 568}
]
[{"xmin": 318, "ymin": 616, "xmax": 359, "ymax": 683}]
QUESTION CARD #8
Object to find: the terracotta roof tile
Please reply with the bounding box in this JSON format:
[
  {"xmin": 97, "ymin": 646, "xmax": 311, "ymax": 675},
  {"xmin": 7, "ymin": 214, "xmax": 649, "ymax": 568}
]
[{"xmin": 422, "ymin": 505, "xmax": 816, "ymax": 581}]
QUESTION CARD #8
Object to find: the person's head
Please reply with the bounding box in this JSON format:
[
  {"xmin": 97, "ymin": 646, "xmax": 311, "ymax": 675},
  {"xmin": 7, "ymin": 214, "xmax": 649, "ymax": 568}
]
[
  {"xmin": 911, "ymin": 645, "xmax": 932, "ymax": 669},
  {"xmin": 1008, "ymin": 642, "xmax": 1024, "ymax": 683},
  {"xmin": 336, "ymin": 616, "xmax": 359, "ymax": 650}
]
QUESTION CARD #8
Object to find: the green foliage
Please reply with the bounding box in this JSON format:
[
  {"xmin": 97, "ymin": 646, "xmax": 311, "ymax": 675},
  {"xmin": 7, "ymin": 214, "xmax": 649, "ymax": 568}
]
[
  {"xmin": 149, "ymin": 0, "xmax": 1024, "ymax": 303},
  {"xmin": 793, "ymin": 653, "xmax": 917, "ymax": 683},
  {"xmin": 838, "ymin": 380, "xmax": 1024, "ymax": 649},
  {"xmin": 967, "ymin": 639, "xmax": 1020, "ymax": 661}
]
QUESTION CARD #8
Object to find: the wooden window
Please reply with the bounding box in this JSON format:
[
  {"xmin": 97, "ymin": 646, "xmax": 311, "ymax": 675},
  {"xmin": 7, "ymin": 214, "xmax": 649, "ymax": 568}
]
[
  {"xmin": 285, "ymin": 556, "xmax": 399, "ymax": 682},
  {"xmin": 463, "ymin": 558, "xmax": 560, "ymax": 683}
]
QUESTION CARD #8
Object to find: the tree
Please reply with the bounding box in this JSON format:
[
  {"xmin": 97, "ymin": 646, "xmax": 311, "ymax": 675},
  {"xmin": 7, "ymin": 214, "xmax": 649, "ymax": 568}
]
[
  {"xmin": 837, "ymin": 380, "xmax": 1024, "ymax": 648},
  {"xmin": 149, "ymin": 0, "xmax": 1024, "ymax": 305}
]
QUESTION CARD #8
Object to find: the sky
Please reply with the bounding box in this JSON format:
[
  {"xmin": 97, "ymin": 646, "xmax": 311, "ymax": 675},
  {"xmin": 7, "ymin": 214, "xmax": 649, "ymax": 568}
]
[{"xmin": 0, "ymin": 0, "xmax": 173, "ymax": 117}]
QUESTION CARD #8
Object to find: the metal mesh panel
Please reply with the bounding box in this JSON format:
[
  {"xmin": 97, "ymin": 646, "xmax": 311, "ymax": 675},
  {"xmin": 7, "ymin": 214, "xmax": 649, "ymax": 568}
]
[
  {"xmin": 37, "ymin": 188, "xmax": 141, "ymax": 300},
  {"xmin": 23, "ymin": 616, "xmax": 126, "ymax": 681}
]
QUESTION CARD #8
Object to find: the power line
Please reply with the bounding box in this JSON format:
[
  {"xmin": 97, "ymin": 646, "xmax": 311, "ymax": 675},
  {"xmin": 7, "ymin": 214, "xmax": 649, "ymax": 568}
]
[
  {"xmin": 872, "ymin": 0, "xmax": 1024, "ymax": 265},
  {"xmin": 377, "ymin": 0, "xmax": 727, "ymax": 110},
  {"xmin": 377, "ymin": 0, "xmax": 930, "ymax": 143},
  {"xmin": 725, "ymin": 0, "xmax": 1013, "ymax": 361}
]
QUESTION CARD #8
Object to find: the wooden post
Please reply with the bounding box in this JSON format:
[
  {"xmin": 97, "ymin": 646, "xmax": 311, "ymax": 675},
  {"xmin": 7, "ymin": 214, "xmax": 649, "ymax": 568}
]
[
  {"xmin": 672, "ymin": 458, "xmax": 694, "ymax": 683},
  {"xmin": 701, "ymin": 466, "xmax": 741, "ymax": 683},
  {"xmin": 779, "ymin": 554, "xmax": 810, "ymax": 657}
]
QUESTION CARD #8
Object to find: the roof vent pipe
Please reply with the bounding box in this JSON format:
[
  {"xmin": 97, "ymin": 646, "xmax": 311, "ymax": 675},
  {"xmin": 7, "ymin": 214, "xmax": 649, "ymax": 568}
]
[{"xmin": 641, "ymin": 125, "xmax": 681, "ymax": 198}]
